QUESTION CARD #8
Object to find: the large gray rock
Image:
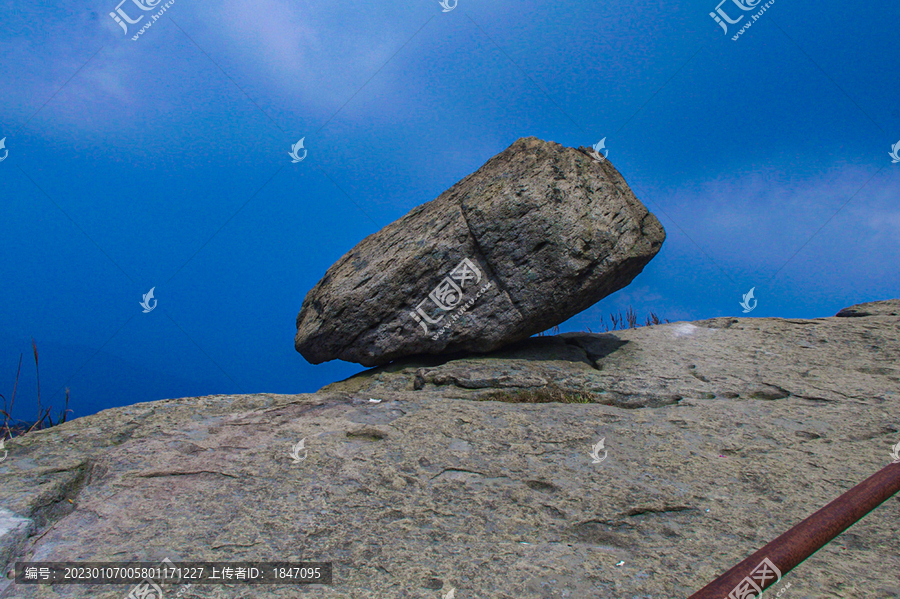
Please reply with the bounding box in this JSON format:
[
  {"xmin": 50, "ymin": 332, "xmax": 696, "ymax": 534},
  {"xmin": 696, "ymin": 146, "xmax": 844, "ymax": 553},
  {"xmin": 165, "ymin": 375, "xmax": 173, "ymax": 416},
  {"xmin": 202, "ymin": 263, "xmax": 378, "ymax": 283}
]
[
  {"xmin": 2, "ymin": 300, "xmax": 899, "ymax": 598},
  {"xmin": 295, "ymin": 136, "xmax": 665, "ymax": 366}
]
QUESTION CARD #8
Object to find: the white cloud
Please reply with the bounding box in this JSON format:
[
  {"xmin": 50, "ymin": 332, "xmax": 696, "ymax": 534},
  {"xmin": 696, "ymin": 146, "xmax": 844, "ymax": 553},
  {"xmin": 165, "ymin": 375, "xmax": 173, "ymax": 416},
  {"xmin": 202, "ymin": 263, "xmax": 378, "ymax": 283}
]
[
  {"xmin": 654, "ymin": 163, "xmax": 900, "ymax": 275},
  {"xmin": 1, "ymin": 0, "xmax": 430, "ymax": 133},
  {"xmin": 201, "ymin": 0, "xmax": 427, "ymax": 113}
]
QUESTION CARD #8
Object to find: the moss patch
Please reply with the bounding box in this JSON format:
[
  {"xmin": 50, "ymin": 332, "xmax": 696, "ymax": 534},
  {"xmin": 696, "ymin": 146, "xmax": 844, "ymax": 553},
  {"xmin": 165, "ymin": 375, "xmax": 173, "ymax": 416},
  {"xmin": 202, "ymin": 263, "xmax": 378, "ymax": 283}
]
[{"xmin": 476, "ymin": 385, "xmax": 600, "ymax": 404}]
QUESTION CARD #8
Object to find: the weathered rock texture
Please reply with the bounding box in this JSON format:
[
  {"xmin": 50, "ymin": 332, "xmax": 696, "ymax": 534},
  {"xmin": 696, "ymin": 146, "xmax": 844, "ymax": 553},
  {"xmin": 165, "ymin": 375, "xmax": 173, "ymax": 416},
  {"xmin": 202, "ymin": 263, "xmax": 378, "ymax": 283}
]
[
  {"xmin": 295, "ymin": 136, "xmax": 665, "ymax": 367},
  {"xmin": 2, "ymin": 300, "xmax": 899, "ymax": 599}
]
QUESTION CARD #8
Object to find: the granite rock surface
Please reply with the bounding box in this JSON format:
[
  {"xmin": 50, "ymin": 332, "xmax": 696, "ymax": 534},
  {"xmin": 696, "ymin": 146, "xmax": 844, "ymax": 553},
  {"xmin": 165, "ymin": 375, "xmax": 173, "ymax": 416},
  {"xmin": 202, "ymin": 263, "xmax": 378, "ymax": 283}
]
[
  {"xmin": 295, "ymin": 137, "xmax": 665, "ymax": 367},
  {"xmin": 2, "ymin": 300, "xmax": 899, "ymax": 598}
]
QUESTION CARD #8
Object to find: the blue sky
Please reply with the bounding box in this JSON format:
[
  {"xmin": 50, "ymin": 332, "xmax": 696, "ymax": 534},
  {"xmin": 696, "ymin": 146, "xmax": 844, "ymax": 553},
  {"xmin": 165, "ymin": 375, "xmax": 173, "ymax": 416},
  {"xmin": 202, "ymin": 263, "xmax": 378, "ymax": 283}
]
[{"xmin": 1, "ymin": 0, "xmax": 898, "ymax": 424}]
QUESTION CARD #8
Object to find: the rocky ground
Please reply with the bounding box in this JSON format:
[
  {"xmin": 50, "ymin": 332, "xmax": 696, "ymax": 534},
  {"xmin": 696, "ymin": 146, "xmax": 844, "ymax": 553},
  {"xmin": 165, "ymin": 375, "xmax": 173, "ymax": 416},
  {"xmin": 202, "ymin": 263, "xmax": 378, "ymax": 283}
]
[{"xmin": 1, "ymin": 300, "xmax": 899, "ymax": 598}]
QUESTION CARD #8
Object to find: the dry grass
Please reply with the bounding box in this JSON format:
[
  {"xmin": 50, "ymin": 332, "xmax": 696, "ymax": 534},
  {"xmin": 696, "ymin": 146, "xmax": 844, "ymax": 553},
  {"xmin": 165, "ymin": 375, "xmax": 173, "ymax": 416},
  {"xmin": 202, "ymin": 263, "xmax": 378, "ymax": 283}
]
[
  {"xmin": 538, "ymin": 306, "xmax": 670, "ymax": 336},
  {"xmin": 477, "ymin": 385, "xmax": 599, "ymax": 404},
  {"xmin": 1, "ymin": 338, "xmax": 72, "ymax": 440}
]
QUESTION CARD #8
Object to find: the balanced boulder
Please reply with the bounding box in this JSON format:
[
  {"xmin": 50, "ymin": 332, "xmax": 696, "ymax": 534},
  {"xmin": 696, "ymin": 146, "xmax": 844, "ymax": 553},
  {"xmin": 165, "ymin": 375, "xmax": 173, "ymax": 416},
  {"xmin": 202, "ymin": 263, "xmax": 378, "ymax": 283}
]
[{"xmin": 295, "ymin": 136, "xmax": 665, "ymax": 366}]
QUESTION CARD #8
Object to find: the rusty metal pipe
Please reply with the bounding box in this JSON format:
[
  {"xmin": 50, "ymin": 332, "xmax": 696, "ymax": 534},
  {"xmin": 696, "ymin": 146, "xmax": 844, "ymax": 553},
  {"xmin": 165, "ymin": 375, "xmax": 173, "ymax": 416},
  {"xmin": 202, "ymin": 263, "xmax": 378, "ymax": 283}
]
[{"xmin": 689, "ymin": 460, "xmax": 900, "ymax": 599}]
